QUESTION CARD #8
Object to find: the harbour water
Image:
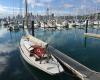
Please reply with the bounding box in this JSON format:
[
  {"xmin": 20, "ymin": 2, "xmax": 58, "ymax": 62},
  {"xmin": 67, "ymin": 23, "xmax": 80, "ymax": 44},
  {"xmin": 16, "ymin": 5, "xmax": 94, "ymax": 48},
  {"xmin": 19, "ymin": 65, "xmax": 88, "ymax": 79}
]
[{"xmin": 0, "ymin": 26, "xmax": 100, "ymax": 80}]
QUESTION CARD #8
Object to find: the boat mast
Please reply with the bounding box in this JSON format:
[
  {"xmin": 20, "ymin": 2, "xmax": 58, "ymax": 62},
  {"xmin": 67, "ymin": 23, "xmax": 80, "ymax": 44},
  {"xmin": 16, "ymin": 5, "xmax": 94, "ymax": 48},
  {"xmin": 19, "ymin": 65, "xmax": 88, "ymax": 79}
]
[{"xmin": 25, "ymin": 0, "xmax": 28, "ymax": 27}]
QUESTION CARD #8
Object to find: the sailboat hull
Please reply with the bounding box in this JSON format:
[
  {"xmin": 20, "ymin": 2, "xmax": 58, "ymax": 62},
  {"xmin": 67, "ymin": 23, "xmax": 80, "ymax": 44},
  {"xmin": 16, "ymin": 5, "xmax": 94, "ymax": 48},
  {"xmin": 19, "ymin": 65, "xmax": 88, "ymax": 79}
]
[{"xmin": 19, "ymin": 35, "xmax": 64, "ymax": 75}]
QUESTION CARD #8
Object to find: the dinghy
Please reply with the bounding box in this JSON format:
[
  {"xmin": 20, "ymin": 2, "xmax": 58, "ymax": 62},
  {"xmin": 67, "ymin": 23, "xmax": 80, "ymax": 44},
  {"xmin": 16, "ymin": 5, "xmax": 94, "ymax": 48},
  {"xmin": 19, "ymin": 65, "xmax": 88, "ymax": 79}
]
[{"xmin": 20, "ymin": 35, "xmax": 64, "ymax": 75}]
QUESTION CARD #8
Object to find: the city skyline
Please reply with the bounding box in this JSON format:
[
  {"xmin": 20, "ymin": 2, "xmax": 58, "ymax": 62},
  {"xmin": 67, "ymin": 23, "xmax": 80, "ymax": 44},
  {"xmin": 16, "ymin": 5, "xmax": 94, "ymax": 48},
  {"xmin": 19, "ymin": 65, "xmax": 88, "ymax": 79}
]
[{"xmin": 0, "ymin": 0, "xmax": 100, "ymax": 18}]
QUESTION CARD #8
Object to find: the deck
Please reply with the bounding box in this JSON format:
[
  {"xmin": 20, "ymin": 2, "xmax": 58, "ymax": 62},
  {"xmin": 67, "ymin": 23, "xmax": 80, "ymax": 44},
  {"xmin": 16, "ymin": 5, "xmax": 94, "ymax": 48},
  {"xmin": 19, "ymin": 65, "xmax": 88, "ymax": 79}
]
[{"xmin": 84, "ymin": 33, "xmax": 100, "ymax": 39}]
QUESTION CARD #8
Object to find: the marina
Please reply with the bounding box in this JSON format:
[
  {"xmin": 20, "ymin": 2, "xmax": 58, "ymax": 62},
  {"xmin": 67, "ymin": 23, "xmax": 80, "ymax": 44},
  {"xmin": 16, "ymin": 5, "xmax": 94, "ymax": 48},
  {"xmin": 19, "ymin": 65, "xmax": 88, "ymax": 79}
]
[{"xmin": 0, "ymin": 0, "xmax": 100, "ymax": 80}]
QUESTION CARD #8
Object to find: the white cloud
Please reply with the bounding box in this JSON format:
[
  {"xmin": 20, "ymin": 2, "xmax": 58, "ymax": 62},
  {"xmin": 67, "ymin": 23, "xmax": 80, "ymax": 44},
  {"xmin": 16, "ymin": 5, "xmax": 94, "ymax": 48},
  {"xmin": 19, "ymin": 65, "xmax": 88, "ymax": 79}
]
[
  {"xmin": 50, "ymin": 9, "xmax": 69, "ymax": 16},
  {"xmin": 72, "ymin": 5, "xmax": 98, "ymax": 16},
  {"xmin": 26, "ymin": 0, "xmax": 44, "ymax": 8},
  {"xmin": 23, "ymin": 0, "xmax": 53, "ymax": 8},
  {"xmin": 27, "ymin": 0, "xmax": 53, "ymax": 3},
  {"xmin": 63, "ymin": 3, "xmax": 73, "ymax": 8},
  {"xmin": 95, "ymin": 0, "xmax": 100, "ymax": 3},
  {"xmin": 0, "ymin": 0, "xmax": 75, "ymax": 17},
  {"xmin": 38, "ymin": 0, "xmax": 53, "ymax": 3},
  {"xmin": 31, "ymin": 2, "xmax": 45, "ymax": 8},
  {"xmin": 0, "ymin": 5, "xmax": 7, "ymax": 15},
  {"xmin": 0, "ymin": 0, "xmax": 99, "ymax": 17},
  {"xmin": 0, "ymin": 4, "xmax": 23, "ymax": 18}
]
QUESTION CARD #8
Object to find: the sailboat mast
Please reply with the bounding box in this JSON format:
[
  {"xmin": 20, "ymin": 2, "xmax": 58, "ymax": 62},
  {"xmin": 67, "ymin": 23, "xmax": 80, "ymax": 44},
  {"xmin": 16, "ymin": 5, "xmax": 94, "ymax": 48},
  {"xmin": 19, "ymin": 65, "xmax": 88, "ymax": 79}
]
[{"xmin": 25, "ymin": 0, "xmax": 28, "ymax": 27}]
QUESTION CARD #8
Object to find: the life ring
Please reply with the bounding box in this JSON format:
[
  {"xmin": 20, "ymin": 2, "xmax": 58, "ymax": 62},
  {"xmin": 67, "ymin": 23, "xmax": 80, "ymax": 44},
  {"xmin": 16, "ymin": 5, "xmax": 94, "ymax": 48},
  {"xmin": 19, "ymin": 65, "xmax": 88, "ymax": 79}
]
[
  {"xmin": 34, "ymin": 47, "xmax": 45, "ymax": 58},
  {"xmin": 36, "ymin": 48, "xmax": 41, "ymax": 53}
]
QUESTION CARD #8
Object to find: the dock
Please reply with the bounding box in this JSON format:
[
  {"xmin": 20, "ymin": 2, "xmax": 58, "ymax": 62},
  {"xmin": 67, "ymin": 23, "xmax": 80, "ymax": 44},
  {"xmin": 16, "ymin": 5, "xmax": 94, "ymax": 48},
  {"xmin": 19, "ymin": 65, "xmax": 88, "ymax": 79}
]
[
  {"xmin": 47, "ymin": 46, "xmax": 100, "ymax": 80},
  {"xmin": 84, "ymin": 33, "xmax": 100, "ymax": 39}
]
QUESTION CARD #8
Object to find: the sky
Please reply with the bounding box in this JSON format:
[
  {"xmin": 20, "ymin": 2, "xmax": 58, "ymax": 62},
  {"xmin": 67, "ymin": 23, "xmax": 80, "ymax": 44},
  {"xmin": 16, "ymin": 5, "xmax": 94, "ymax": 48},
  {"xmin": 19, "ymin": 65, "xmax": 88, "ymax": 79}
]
[{"xmin": 0, "ymin": 0, "xmax": 100, "ymax": 18}]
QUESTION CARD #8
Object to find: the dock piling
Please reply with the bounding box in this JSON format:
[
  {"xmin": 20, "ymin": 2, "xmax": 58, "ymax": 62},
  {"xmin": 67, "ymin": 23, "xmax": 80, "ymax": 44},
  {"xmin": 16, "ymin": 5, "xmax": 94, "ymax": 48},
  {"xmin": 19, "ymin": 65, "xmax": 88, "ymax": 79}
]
[
  {"xmin": 86, "ymin": 20, "xmax": 88, "ymax": 33},
  {"xmin": 31, "ymin": 20, "xmax": 35, "ymax": 36},
  {"xmin": 23, "ymin": 20, "xmax": 24, "ymax": 29}
]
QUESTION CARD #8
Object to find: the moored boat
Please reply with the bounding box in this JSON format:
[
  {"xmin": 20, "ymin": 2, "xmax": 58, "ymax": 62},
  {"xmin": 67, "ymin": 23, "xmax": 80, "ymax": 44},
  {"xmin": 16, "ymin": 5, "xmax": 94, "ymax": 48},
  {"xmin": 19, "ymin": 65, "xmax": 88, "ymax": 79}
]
[
  {"xmin": 20, "ymin": 35, "xmax": 64, "ymax": 75},
  {"xmin": 19, "ymin": 0, "xmax": 64, "ymax": 75}
]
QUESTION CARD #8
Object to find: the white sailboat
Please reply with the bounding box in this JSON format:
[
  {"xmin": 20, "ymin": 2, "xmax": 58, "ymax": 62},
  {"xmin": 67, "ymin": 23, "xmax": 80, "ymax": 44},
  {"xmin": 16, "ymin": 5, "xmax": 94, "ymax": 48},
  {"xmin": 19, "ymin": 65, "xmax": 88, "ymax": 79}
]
[{"xmin": 19, "ymin": 0, "xmax": 64, "ymax": 75}]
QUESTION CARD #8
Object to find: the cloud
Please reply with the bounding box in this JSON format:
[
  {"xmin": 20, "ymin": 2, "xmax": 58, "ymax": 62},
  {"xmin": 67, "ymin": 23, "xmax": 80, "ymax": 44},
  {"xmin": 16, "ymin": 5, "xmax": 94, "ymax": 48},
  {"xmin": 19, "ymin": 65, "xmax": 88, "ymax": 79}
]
[
  {"xmin": 26, "ymin": 0, "xmax": 44, "ymax": 8},
  {"xmin": 0, "ymin": 0, "xmax": 100, "ymax": 17},
  {"xmin": 24, "ymin": 0, "xmax": 53, "ymax": 8},
  {"xmin": 95, "ymin": 0, "xmax": 100, "ymax": 3},
  {"xmin": 27, "ymin": 0, "xmax": 53, "ymax": 3},
  {"xmin": 63, "ymin": 3, "xmax": 73, "ymax": 8},
  {"xmin": 39, "ymin": 0, "xmax": 53, "ymax": 3},
  {"xmin": 0, "ymin": 4, "xmax": 23, "ymax": 18},
  {"xmin": 50, "ymin": 9, "xmax": 69, "ymax": 16},
  {"xmin": 0, "ymin": 5, "xmax": 7, "ymax": 15},
  {"xmin": 31, "ymin": 3, "xmax": 46, "ymax": 8}
]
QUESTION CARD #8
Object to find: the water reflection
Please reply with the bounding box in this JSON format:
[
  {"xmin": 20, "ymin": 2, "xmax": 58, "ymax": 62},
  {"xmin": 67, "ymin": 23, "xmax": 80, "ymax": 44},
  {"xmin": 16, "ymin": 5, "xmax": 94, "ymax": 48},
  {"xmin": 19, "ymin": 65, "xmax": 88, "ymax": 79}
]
[
  {"xmin": 20, "ymin": 55, "xmax": 75, "ymax": 80},
  {"xmin": 83, "ymin": 37, "xmax": 87, "ymax": 48},
  {"xmin": 0, "ymin": 27, "xmax": 100, "ymax": 80},
  {"xmin": 0, "ymin": 28, "xmax": 31, "ymax": 80},
  {"xmin": 0, "ymin": 27, "xmax": 76, "ymax": 80}
]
